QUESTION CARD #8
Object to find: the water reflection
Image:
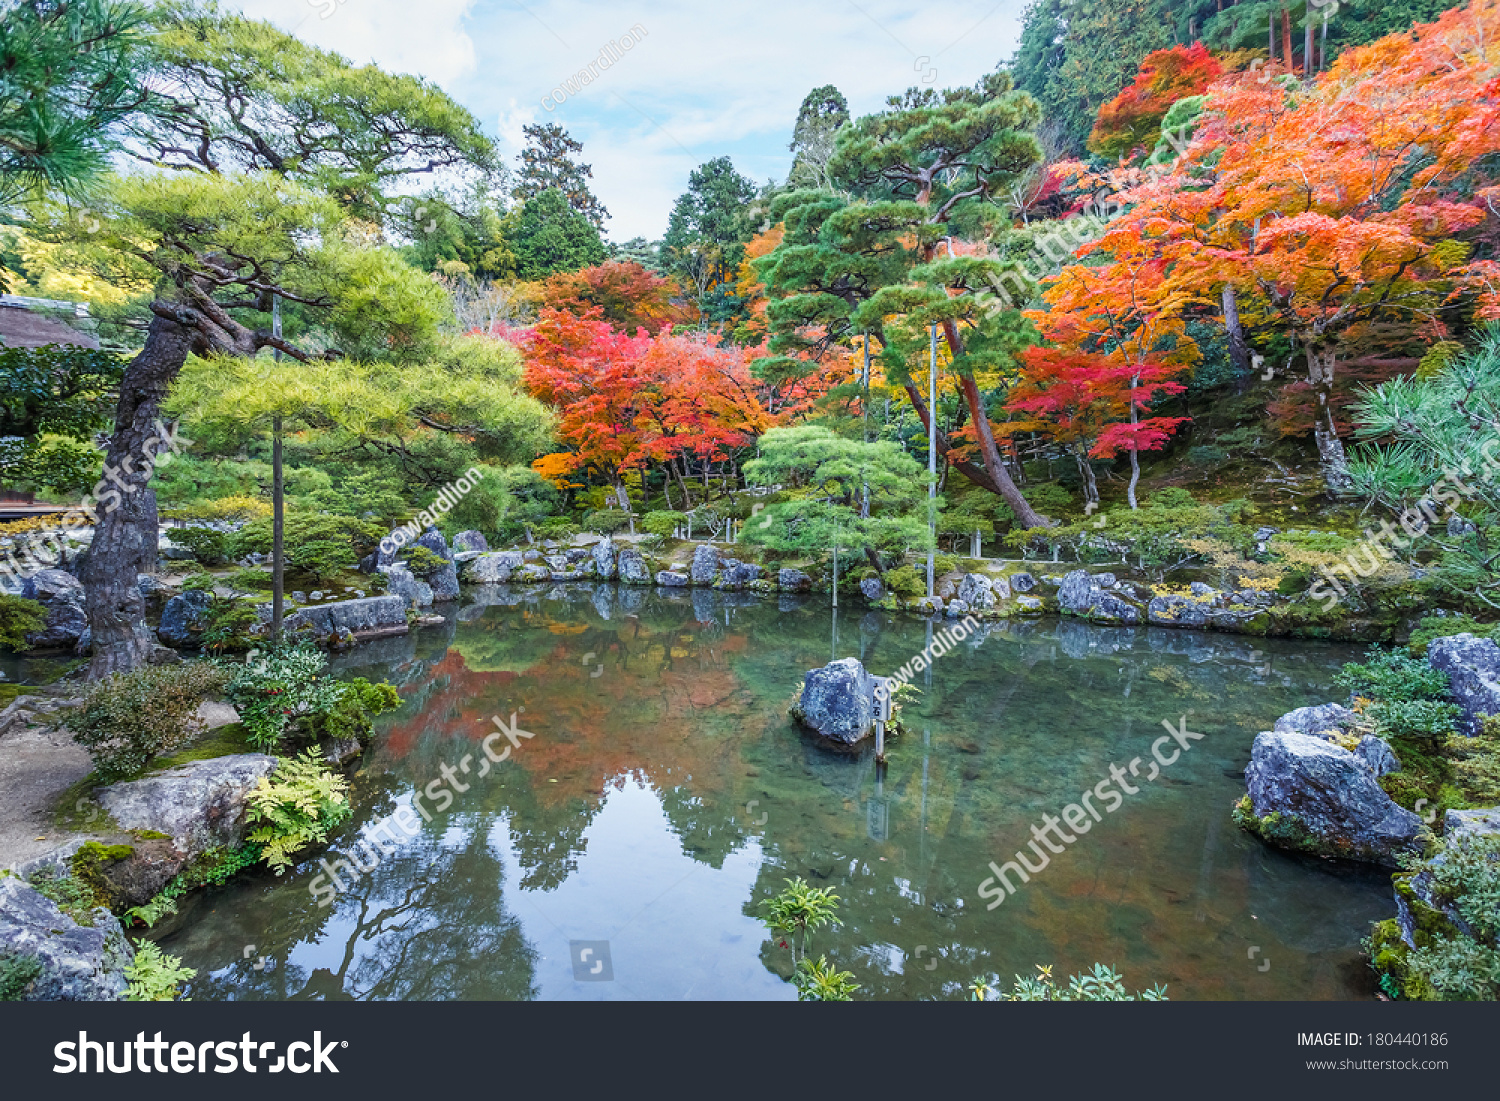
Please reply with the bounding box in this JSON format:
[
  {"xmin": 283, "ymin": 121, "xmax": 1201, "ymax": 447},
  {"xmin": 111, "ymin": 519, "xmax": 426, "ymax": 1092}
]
[{"xmin": 160, "ymin": 584, "xmax": 1391, "ymax": 1001}]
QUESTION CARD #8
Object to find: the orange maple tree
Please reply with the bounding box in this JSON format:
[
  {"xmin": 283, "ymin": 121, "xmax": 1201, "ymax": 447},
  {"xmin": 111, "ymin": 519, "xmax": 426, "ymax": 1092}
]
[{"xmin": 1088, "ymin": 43, "xmax": 1223, "ymax": 162}]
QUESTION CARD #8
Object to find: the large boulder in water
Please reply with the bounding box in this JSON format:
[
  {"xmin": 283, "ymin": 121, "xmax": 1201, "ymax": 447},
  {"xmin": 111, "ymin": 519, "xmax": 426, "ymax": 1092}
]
[
  {"xmin": 791, "ymin": 657, "xmax": 877, "ymax": 746},
  {"xmin": 690, "ymin": 544, "xmax": 720, "ymax": 585},
  {"xmin": 618, "ymin": 549, "xmax": 652, "ymax": 585},
  {"xmin": 97, "ymin": 754, "xmax": 278, "ymax": 858},
  {"xmin": 779, "ymin": 568, "xmax": 811, "ymax": 592},
  {"xmin": 0, "ymin": 877, "xmax": 132, "ymax": 1001},
  {"xmin": 157, "ymin": 589, "xmax": 213, "ymax": 648},
  {"xmin": 382, "ymin": 564, "xmax": 433, "ymax": 609},
  {"xmin": 462, "ymin": 551, "xmax": 524, "ymax": 584},
  {"xmin": 1426, "ymin": 633, "xmax": 1500, "ymax": 736},
  {"xmin": 592, "ymin": 537, "xmax": 617, "ymax": 580},
  {"xmin": 284, "ymin": 594, "xmax": 409, "ymax": 641},
  {"xmin": 1241, "ymin": 730, "xmax": 1424, "ymax": 866},
  {"xmin": 1057, "ymin": 569, "xmax": 1140, "ymax": 625}
]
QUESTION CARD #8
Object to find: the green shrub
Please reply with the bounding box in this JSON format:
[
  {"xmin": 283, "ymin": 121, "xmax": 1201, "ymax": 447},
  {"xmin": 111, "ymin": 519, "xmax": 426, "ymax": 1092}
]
[
  {"xmin": 641, "ymin": 510, "xmax": 685, "ymax": 538},
  {"xmin": 1402, "ymin": 833, "xmax": 1500, "ymax": 1000},
  {"xmin": 124, "ymin": 943, "xmax": 196, "ymax": 1001},
  {"xmin": 531, "ymin": 517, "xmax": 579, "ymax": 542},
  {"xmin": 202, "ymin": 597, "xmax": 261, "ymax": 654},
  {"xmin": 226, "ymin": 568, "xmax": 274, "ymax": 593},
  {"xmin": 307, "ymin": 677, "xmax": 401, "ymax": 744},
  {"xmin": 1408, "ymin": 615, "xmax": 1500, "ymax": 656},
  {"xmin": 583, "ymin": 509, "xmax": 632, "ymax": 534},
  {"xmin": 399, "ymin": 545, "xmax": 447, "ymax": 578},
  {"xmin": 0, "ymin": 952, "xmax": 42, "ymax": 1000},
  {"xmin": 1371, "ymin": 699, "xmax": 1461, "ymax": 743},
  {"xmin": 245, "ymin": 749, "xmax": 352, "ymax": 873},
  {"xmin": 794, "ymin": 955, "xmax": 860, "ymax": 1001},
  {"xmin": 290, "ymin": 538, "xmax": 356, "ymax": 584},
  {"xmin": 230, "ymin": 513, "xmax": 383, "ymax": 564},
  {"xmin": 973, "ymin": 962, "xmax": 1167, "ymax": 1002},
  {"xmin": 220, "ymin": 644, "xmax": 341, "ymax": 753},
  {"xmin": 69, "ymin": 663, "xmax": 231, "ymax": 783},
  {"xmin": 180, "ymin": 569, "xmax": 215, "ymax": 593},
  {"xmin": 933, "ymin": 554, "xmax": 959, "ymax": 576},
  {"xmin": 1335, "ymin": 649, "xmax": 1451, "ymax": 704},
  {"xmin": 220, "ymin": 645, "xmax": 398, "ymax": 753},
  {"xmin": 169, "ymin": 526, "xmax": 231, "ymax": 566},
  {"xmin": 0, "ymin": 593, "xmax": 46, "ymax": 651},
  {"xmin": 884, "ymin": 565, "xmax": 925, "ymax": 598}
]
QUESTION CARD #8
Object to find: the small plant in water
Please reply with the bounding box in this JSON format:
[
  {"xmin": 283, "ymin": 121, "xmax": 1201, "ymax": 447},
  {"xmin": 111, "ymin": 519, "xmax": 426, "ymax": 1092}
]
[
  {"xmin": 969, "ymin": 963, "xmax": 1168, "ymax": 1001},
  {"xmin": 759, "ymin": 877, "xmax": 858, "ymax": 998}
]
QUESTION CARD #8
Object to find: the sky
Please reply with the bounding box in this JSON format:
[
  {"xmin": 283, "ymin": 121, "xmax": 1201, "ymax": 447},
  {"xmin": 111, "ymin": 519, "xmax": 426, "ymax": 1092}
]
[{"xmin": 225, "ymin": 0, "xmax": 1031, "ymax": 241}]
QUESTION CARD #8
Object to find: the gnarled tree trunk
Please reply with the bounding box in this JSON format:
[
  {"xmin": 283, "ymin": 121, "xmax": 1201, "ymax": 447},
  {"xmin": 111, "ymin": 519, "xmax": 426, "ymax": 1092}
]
[{"xmin": 81, "ymin": 312, "xmax": 197, "ymax": 678}]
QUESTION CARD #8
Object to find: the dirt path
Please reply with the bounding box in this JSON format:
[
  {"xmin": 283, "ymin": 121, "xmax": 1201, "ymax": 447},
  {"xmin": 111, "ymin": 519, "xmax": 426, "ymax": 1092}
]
[{"xmin": 0, "ymin": 719, "xmax": 96, "ymax": 873}]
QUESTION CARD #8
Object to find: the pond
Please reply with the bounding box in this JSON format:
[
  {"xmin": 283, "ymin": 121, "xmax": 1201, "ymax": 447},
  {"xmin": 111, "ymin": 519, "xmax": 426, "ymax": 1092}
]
[{"xmin": 153, "ymin": 583, "xmax": 1393, "ymax": 1001}]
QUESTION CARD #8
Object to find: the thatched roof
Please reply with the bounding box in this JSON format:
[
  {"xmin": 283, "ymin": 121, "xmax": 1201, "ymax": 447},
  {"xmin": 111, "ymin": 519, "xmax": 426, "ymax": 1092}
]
[{"xmin": 0, "ymin": 300, "xmax": 99, "ymax": 350}]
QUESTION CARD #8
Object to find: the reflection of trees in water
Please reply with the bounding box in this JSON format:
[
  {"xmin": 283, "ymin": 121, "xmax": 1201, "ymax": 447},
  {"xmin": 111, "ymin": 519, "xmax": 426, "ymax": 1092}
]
[{"xmin": 183, "ymin": 812, "xmax": 539, "ymax": 1001}]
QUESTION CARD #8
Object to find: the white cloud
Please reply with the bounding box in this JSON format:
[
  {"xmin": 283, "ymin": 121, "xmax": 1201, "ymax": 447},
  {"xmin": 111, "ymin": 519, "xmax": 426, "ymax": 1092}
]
[
  {"xmin": 221, "ymin": 0, "xmax": 1031, "ymax": 239},
  {"xmin": 230, "ymin": 0, "xmax": 479, "ymax": 84}
]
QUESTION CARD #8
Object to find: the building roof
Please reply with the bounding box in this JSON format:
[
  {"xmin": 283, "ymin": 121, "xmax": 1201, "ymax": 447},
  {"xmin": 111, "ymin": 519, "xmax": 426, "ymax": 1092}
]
[{"xmin": 0, "ymin": 299, "xmax": 99, "ymax": 351}]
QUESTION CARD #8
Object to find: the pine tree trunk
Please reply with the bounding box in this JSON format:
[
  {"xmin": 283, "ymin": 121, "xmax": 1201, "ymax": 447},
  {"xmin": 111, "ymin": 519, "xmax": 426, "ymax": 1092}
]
[
  {"xmin": 1281, "ymin": 8, "xmax": 1294, "ymax": 68},
  {"xmin": 81, "ymin": 313, "xmax": 196, "ymax": 678},
  {"xmin": 938, "ymin": 318, "xmax": 1048, "ymax": 529}
]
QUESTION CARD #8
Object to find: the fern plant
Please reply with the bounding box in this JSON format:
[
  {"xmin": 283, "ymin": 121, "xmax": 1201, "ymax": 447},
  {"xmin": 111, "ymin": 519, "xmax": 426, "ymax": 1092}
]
[
  {"xmin": 124, "ymin": 943, "xmax": 196, "ymax": 1001},
  {"xmin": 245, "ymin": 751, "xmax": 351, "ymax": 873}
]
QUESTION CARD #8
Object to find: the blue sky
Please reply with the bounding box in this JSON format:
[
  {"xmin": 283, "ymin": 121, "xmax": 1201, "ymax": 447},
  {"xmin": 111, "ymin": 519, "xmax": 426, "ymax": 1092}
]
[{"xmin": 228, "ymin": 1, "xmax": 1031, "ymax": 240}]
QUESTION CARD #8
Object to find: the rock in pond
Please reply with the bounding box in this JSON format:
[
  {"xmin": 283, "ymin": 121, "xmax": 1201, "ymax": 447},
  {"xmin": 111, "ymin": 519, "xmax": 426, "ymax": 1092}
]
[
  {"xmin": 283, "ymin": 594, "xmax": 409, "ymax": 641},
  {"xmin": 618, "ymin": 550, "xmax": 652, "ymax": 585},
  {"xmin": 791, "ymin": 657, "xmax": 877, "ymax": 746},
  {"xmin": 461, "ymin": 551, "xmax": 524, "ymax": 584},
  {"xmin": 1241, "ymin": 730, "xmax": 1424, "ymax": 866}
]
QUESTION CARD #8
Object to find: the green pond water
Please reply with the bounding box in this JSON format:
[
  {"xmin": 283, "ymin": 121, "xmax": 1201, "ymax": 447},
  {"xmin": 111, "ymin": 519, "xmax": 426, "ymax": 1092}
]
[{"xmin": 152, "ymin": 583, "xmax": 1393, "ymax": 1001}]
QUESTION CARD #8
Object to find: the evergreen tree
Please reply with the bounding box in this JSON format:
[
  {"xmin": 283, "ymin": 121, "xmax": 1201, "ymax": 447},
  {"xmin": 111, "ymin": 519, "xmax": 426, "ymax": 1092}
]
[
  {"xmin": 509, "ymin": 188, "xmax": 606, "ymax": 280},
  {"xmin": 787, "ymin": 84, "xmax": 850, "ymax": 189},
  {"xmin": 663, "ymin": 156, "xmax": 758, "ymax": 328},
  {"xmin": 511, "ymin": 123, "xmax": 609, "ymax": 230}
]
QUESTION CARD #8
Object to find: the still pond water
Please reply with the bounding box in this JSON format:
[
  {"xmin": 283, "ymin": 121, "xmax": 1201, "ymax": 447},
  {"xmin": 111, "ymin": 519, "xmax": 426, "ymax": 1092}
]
[{"xmin": 155, "ymin": 583, "xmax": 1393, "ymax": 1001}]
